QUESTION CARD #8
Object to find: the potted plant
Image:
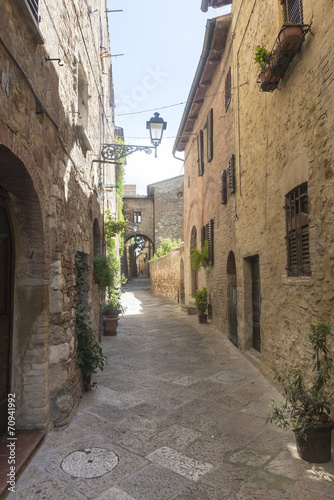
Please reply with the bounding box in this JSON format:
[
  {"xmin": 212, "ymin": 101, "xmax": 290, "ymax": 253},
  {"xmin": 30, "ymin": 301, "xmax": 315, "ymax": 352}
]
[
  {"xmin": 254, "ymin": 44, "xmax": 280, "ymax": 91},
  {"xmin": 278, "ymin": 23, "xmax": 304, "ymax": 52},
  {"xmin": 195, "ymin": 286, "xmax": 209, "ymax": 324},
  {"xmin": 267, "ymin": 323, "xmax": 334, "ymax": 463},
  {"xmin": 103, "ymin": 289, "xmax": 126, "ymax": 336},
  {"xmin": 94, "ymin": 254, "xmax": 113, "ymax": 289}
]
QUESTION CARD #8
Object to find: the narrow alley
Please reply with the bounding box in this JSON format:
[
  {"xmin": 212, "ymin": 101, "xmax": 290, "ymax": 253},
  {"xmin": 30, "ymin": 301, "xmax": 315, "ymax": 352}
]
[{"xmin": 8, "ymin": 278, "xmax": 334, "ymax": 499}]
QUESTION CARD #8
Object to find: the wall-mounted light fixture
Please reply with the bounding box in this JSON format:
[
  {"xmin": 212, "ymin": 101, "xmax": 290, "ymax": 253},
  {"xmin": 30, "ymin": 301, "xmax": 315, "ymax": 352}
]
[{"xmin": 101, "ymin": 112, "xmax": 167, "ymax": 160}]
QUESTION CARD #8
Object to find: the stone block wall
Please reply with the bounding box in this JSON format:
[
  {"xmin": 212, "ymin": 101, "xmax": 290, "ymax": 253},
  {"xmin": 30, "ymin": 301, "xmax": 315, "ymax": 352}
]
[
  {"xmin": 150, "ymin": 244, "xmax": 185, "ymax": 303},
  {"xmin": 0, "ymin": 0, "xmax": 115, "ymax": 430}
]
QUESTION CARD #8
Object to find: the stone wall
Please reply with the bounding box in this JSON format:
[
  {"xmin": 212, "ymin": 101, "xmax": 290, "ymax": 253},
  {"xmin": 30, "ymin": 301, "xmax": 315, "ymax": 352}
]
[
  {"xmin": 150, "ymin": 244, "xmax": 185, "ymax": 304},
  {"xmin": 0, "ymin": 0, "xmax": 115, "ymax": 429},
  {"xmin": 147, "ymin": 176, "xmax": 184, "ymax": 246}
]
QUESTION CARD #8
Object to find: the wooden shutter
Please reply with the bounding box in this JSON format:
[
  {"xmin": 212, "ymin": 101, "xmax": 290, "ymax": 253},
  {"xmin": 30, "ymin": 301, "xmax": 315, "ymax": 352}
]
[
  {"xmin": 201, "ymin": 226, "xmax": 206, "ymax": 248},
  {"xmin": 225, "ymin": 67, "xmax": 231, "ymax": 112},
  {"xmin": 206, "ymin": 219, "xmax": 214, "ymax": 265},
  {"xmin": 207, "ymin": 108, "xmax": 213, "ymax": 162},
  {"xmin": 221, "ymin": 170, "xmax": 227, "ymax": 204},
  {"xmin": 228, "ymin": 154, "xmax": 235, "ymax": 193},
  {"xmin": 197, "ymin": 130, "xmax": 204, "ymax": 176}
]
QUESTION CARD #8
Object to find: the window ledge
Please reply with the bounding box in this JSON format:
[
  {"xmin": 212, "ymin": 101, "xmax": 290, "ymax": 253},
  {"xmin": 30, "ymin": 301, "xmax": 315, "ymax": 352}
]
[
  {"xmin": 77, "ymin": 125, "xmax": 93, "ymax": 151},
  {"xmin": 12, "ymin": 0, "xmax": 44, "ymax": 44},
  {"xmin": 282, "ymin": 275, "xmax": 314, "ymax": 286}
]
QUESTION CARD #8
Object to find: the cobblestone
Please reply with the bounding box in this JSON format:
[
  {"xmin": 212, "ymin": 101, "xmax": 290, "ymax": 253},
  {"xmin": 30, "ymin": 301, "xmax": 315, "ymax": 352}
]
[{"xmin": 8, "ymin": 277, "xmax": 334, "ymax": 499}]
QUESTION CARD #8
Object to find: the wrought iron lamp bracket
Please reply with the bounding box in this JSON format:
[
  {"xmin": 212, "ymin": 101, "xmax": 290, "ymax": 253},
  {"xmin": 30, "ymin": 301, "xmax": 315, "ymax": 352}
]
[{"xmin": 101, "ymin": 144, "xmax": 156, "ymax": 161}]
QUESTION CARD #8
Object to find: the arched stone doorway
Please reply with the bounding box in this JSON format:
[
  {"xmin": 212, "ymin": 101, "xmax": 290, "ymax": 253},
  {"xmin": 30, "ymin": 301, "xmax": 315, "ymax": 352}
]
[
  {"xmin": 227, "ymin": 251, "xmax": 237, "ymax": 346},
  {"xmin": 0, "ymin": 144, "xmax": 48, "ymax": 431},
  {"xmin": 190, "ymin": 226, "xmax": 198, "ymax": 295},
  {"xmin": 123, "ymin": 234, "xmax": 154, "ymax": 279}
]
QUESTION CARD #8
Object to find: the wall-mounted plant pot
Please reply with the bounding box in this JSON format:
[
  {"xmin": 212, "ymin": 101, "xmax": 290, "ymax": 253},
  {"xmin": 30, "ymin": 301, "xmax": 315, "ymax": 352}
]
[
  {"xmin": 104, "ymin": 315, "xmax": 119, "ymax": 336},
  {"xmin": 259, "ymin": 70, "xmax": 280, "ymax": 92},
  {"xmin": 295, "ymin": 421, "xmax": 334, "ymax": 463},
  {"xmin": 278, "ymin": 25, "xmax": 304, "ymax": 52},
  {"xmin": 198, "ymin": 313, "xmax": 208, "ymax": 324}
]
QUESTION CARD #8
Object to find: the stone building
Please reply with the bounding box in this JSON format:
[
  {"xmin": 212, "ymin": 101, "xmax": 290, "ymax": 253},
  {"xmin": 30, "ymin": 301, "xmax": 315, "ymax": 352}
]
[
  {"xmin": 0, "ymin": 0, "xmax": 117, "ymax": 438},
  {"xmin": 122, "ymin": 176, "xmax": 184, "ymax": 277},
  {"xmin": 174, "ymin": 0, "xmax": 334, "ymax": 386}
]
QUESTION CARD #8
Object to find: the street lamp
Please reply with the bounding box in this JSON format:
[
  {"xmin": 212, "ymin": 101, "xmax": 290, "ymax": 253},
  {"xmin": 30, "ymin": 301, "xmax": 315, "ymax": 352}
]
[
  {"xmin": 133, "ymin": 223, "xmax": 138, "ymax": 233},
  {"xmin": 101, "ymin": 112, "xmax": 167, "ymax": 161}
]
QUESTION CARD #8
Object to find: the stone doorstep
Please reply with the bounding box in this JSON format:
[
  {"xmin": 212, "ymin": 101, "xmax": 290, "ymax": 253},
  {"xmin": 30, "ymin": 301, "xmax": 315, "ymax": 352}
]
[
  {"xmin": 0, "ymin": 429, "xmax": 46, "ymax": 498},
  {"xmin": 181, "ymin": 304, "xmax": 198, "ymax": 315}
]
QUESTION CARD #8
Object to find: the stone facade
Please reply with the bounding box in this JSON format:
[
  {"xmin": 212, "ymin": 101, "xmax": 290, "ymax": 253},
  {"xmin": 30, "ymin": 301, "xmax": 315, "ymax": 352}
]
[
  {"xmin": 150, "ymin": 243, "xmax": 185, "ymax": 304},
  {"xmin": 0, "ymin": 0, "xmax": 116, "ymax": 431},
  {"xmin": 175, "ymin": 1, "xmax": 334, "ymax": 392},
  {"xmin": 122, "ymin": 176, "xmax": 184, "ymax": 277}
]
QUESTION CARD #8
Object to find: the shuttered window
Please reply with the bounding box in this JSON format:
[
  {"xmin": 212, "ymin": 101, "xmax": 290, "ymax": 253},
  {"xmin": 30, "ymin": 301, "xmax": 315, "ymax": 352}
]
[
  {"xmin": 27, "ymin": 0, "xmax": 39, "ymax": 23},
  {"xmin": 225, "ymin": 67, "xmax": 231, "ymax": 112},
  {"xmin": 207, "ymin": 108, "xmax": 213, "ymax": 162},
  {"xmin": 221, "ymin": 170, "xmax": 227, "ymax": 204},
  {"xmin": 197, "ymin": 130, "xmax": 204, "ymax": 176},
  {"xmin": 285, "ymin": 183, "xmax": 310, "ymax": 276},
  {"xmin": 201, "ymin": 220, "xmax": 214, "ymax": 265},
  {"xmin": 281, "ymin": 0, "xmax": 303, "ymax": 23},
  {"xmin": 228, "ymin": 154, "xmax": 235, "ymax": 193}
]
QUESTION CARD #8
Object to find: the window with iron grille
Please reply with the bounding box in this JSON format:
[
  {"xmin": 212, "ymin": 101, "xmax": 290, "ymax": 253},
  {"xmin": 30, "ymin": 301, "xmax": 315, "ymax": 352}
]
[
  {"xmin": 228, "ymin": 154, "xmax": 235, "ymax": 193},
  {"xmin": 206, "ymin": 108, "xmax": 213, "ymax": 162},
  {"xmin": 201, "ymin": 220, "xmax": 214, "ymax": 265},
  {"xmin": 133, "ymin": 212, "xmax": 142, "ymax": 223},
  {"xmin": 285, "ymin": 183, "xmax": 310, "ymax": 276},
  {"xmin": 27, "ymin": 0, "xmax": 39, "ymax": 24},
  {"xmin": 221, "ymin": 170, "xmax": 227, "ymax": 204},
  {"xmin": 197, "ymin": 130, "xmax": 204, "ymax": 176},
  {"xmin": 225, "ymin": 67, "xmax": 231, "ymax": 112},
  {"xmin": 281, "ymin": 0, "xmax": 303, "ymax": 24}
]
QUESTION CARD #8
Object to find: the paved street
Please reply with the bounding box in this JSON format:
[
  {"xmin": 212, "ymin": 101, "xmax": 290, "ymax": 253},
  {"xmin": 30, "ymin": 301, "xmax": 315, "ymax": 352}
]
[{"xmin": 8, "ymin": 277, "xmax": 334, "ymax": 499}]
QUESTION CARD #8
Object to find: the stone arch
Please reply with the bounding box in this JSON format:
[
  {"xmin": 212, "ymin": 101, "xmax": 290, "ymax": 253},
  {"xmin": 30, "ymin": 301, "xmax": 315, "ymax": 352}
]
[
  {"xmin": 0, "ymin": 144, "xmax": 49, "ymax": 430},
  {"xmin": 227, "ymin": 251, "xmax": 238, "ymax": 346},
  {"xmin": 190, "ymin": 225, "xmax": 198, "ymax": 296},
  {"xmin": 123, "ymin": 234, "xmax": 154, "ymax": 278}
]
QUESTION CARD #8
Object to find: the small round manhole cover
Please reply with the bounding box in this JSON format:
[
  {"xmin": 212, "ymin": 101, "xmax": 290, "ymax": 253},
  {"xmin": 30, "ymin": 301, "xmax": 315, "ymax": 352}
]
[
  {"xmin": 216, "ymin": 372, "xmax": 246, "ymax": 383},
  {"xmin": 61, "ymin": 448, "xmax": 118, "ymax": 478}
]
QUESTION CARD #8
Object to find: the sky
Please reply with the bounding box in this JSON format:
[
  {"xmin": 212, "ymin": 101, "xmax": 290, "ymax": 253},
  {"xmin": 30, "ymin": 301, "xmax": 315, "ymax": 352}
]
[{"xmin": 107, "ymin": 0, "xmax": 232, "ymax": 195}]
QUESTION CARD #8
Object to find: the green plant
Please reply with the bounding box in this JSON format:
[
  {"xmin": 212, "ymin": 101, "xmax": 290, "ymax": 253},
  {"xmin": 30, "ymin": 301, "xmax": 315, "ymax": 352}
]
[
  {"xmin": 190, "ymin": 240, "xmax": 210, "ymax": 271},
  {"xmin": 94, "ymin": 254, "xmax": 113, "ymax": 289},
  {"xmin": 149, "ymin": 237, "xmax": 182, "ymax": 263},
  {"xmin": 103, "ymin": 288, "xmax": 126, "ymax": 317},
  {"xmin": 267, "ymin": 323, "xmax": 333, "ymax": 441},
  {"xmin": 104, "ymin": 209, "xmax": 127, "ymax": 241},
  {"xmin": 76, "ymin": 255, "xmax": 107, "ymax": 390},
  {"xmin": 194, "ymin": 287, "xmax": 208, "ymax": 314},
  {"xmin": 254, "ymin": 44, "xmax": 272, "ymax": 70}
]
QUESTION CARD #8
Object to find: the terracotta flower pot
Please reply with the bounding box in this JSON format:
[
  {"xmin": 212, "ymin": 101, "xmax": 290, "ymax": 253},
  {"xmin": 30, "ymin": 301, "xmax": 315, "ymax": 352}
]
[
  {"xmin": 295, "ymin": 421, "xmax": 334, "ymax": 463},
  {"xmin": 104, "ymin": 315, "xmax": 119, "ymax": 335},
  {"xmin": 279, "ymin": 25, "xmax": 304, "ymax": 52},
  {"xmin": 198, "ymin": 313, "xmax": 208, "ymax": 324}
]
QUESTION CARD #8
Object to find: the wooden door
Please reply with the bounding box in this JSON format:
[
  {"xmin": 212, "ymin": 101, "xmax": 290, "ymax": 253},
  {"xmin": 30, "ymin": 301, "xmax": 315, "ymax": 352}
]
[
  {"xmin": 251, "ymin": 256, "xmax": 261, "ymax": 352},
  {"xmin": 228, "ymin": 287, "xmax": 238, "ymax": 346},
  {"xmin": 0, "ymin": 204, "xmax": 11, "ymax": 435}
]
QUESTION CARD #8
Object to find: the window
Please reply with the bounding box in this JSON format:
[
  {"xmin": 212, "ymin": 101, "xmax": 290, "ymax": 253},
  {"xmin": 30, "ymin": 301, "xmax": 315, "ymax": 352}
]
[
  {"xmin": 201, "ymin": 219, "xmax": 214, "ymax": 265},
  {"xmin": 225, "ymin": 67, "xmax": 231, "ymax": 112},
  {"xmin": 133, "ymin": 212, "xmax": 142, "ymax": 223},
  {"xmin": 197, "ymin": 130, "xmax": 204, "ymax": 176},
  {"xmin": 78, "ymin": 64, "xmax": 89, "ymax": 130},
  {"xmin": 206, "ymin": 108, "xmax": 213, "ymax": 162},
  {"xmin": 27, "ymin": 0, "xmax": 39, "ymax": 23},
  {"xmin": 281, "ymin": 0, "xmax": 303, "ymax": 24},
  {"xmin": 285, "ymin": 183, "xmax": 310, "ymax": 276},
  {"xmin": 221, "ymin": 170, "xmax": 227, "ymax": 204},
  {"xmin": 228, "ymin": 154, "xmax": 235, "ymax": 194}
]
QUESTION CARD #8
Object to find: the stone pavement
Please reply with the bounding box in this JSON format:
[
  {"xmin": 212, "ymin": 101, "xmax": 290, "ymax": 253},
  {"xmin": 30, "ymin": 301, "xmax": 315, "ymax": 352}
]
[{"xmin": 6, "ymin": 277, "xmax": 334, "ymax": 499}]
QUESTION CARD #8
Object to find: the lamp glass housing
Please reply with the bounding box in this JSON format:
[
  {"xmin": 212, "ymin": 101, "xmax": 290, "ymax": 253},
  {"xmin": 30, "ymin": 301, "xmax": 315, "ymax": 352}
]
[{"xmin": 146, "ymin": 112, "xmax": 167, "ymax": 147}]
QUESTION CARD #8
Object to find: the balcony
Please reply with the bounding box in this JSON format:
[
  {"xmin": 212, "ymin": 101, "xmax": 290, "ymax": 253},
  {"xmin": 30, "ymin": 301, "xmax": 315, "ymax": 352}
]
[{"xmin": 258, "ymin": 24, "xmax": 311, "ymax": 92}]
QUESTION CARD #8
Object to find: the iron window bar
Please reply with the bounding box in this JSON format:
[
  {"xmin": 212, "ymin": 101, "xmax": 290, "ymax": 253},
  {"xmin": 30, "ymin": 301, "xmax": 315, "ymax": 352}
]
[{"xmin": 27, "ymin": 0, "xmax": 39, "ymax": 24}]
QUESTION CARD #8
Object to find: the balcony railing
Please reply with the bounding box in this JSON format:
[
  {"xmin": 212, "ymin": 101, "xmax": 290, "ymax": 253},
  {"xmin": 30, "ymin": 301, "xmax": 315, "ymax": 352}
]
[{"xmin": 27, "ymin": 0, "xmax": 39, "ymax": 24}]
